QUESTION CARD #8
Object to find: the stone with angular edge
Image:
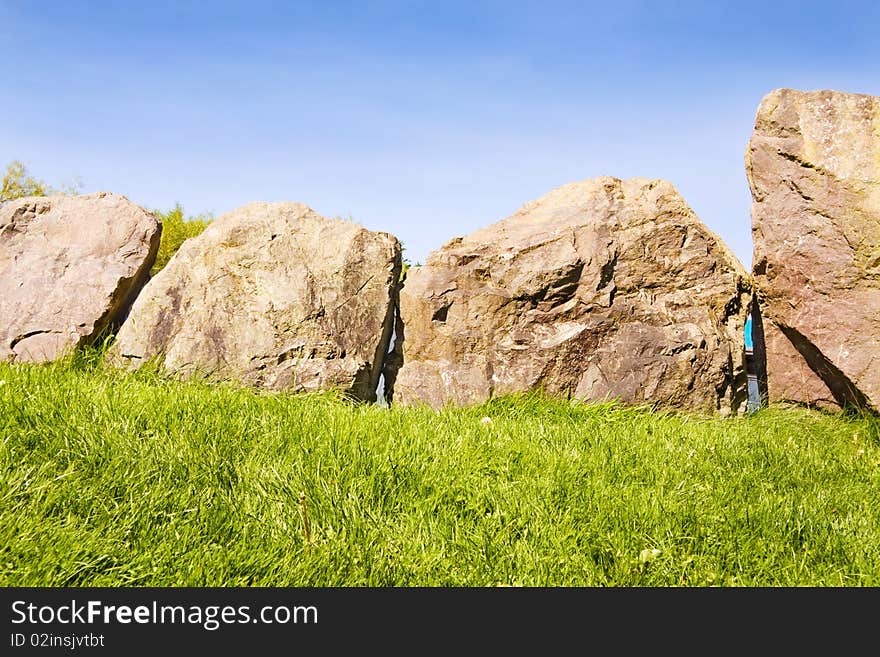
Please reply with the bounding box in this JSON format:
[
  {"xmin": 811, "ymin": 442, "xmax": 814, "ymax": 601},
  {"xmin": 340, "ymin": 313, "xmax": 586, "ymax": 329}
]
[
  {"xmin": 0, "ymin": 192, "xmax": 161, "ymax": 363},
  {"xmin": 746, "ymin": 87, "xmax": 880, "ymax": 412},
  {"xmin": 391, "ymin": 177, "xmax": 751, "ymax": 414},
  {"xmin": 107, "ymin": 202, "xmax": 401, "ymax": 402}
]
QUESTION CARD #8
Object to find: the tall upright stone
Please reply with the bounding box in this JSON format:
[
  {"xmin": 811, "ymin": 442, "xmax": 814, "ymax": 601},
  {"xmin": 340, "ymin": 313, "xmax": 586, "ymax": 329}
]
[
  {"xmin": 0, "ymin": 193, "xmax": 161, "ymax": 362},
  {"xmin": 107, "ymin": 202, "xmax": 401, "ymax": 402},
  {"xmin": 392, "ymin": 177, "xmax": 751, "ymax": 414},
  {"xmin": 746, "ymin": 88, "xmax": 880, "ymax": 412}
]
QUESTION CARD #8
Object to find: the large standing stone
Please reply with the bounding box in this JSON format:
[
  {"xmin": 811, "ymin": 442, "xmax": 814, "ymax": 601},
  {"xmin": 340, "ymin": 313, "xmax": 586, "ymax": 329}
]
[
  {"xmin": 107, "ymin": 202, "xmax": 401, "ymax": 402},
  {"xmin": 0, "ymin": 193, "xmax": 161, "ymax": 362},
  {"xmin": 392, "ymin": 177, "xmax": 750, "ymax": 414},
  {"xmin": 746, "ymin": 88, "xmax": 880, "ymax": 411}
]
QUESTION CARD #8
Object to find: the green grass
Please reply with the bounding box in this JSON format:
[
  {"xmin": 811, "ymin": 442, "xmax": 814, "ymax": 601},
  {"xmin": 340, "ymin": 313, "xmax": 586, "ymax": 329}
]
[{"xmin": 1, "ymin": 353, "xmax": 879, "ymax": 586}]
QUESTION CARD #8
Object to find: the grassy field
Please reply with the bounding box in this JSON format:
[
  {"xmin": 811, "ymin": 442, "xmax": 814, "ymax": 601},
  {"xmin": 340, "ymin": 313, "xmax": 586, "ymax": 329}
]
[{"xmin": 1, "ymin": 352, "xmax": 878, "ymax": 587}]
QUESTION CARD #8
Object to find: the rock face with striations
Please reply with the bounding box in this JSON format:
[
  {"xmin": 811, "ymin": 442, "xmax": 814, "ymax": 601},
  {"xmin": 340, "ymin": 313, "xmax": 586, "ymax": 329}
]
[
  {"xmin": 746, "ymin": 88, "xmax": 880, "ymax": 412},
  {"xmin": 392, "ymin": 177, "xmax": 751, "ymax": 414},
  {"xmin": 107, "ymin": 202, "xmax": 401, "ymax": 402},
  {"xmin": 0, "ymin": 192, "xmax": 161, "ymax": 363}
]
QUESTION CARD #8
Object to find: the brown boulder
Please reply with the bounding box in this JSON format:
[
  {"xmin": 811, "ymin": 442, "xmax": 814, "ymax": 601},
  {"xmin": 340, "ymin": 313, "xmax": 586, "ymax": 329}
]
[
  {"xmin": 0, "ymin": 193, "xmax": 161, "ymax": 362},
  {"xmin": 107, "ymin": 202, "xmax": 401, "ymax": 402},
  {"xmin": 392, "ymin": 177, "xmax": 750, "ymax": 414},
  {"xmin": 746, "ymin": 88, "xmax": 880, "ymax": 411}
]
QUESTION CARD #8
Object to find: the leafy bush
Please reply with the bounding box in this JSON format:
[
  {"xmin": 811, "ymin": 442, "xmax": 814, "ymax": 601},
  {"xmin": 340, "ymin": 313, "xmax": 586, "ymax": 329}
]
[{"xmin": 151, "ymin": 203, "xmax": 211, "ymax": 275}]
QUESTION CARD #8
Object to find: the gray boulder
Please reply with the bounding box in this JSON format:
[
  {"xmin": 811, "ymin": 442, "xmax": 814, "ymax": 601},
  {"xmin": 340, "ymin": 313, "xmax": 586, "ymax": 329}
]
[
  {"xmin": 747, "ymin": 88, "xmax": 880, "ymax": 411},
  {"xmin": 0, "ymin": 192, "xmax": 161, "ymax": 362},
  {"xmin": 107, "ymin": 202, "xmax": 401, "ymax": 402},
  {"xmin": 392, "ymin": 177, "xmax": 750, "ymax": 414}
]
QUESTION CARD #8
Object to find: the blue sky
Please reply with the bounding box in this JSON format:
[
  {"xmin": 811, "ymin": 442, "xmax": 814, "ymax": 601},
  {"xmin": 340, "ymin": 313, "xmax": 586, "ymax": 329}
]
[{"xmin": 2, "ymin": 1, "xmax": 878, "ymax": 268}]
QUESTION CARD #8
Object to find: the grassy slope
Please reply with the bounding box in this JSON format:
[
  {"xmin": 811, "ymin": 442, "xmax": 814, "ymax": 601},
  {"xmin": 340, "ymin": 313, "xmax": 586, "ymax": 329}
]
[{"xmin": 1, "ymin": 355, "xmax": 878, "ymax": 587}]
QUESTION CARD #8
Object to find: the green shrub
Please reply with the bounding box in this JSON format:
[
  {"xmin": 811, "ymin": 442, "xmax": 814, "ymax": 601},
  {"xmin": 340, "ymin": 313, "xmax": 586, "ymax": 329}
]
[{"xmin": 151, "ymin": 203, "xmax": 211, "ymax": 275}]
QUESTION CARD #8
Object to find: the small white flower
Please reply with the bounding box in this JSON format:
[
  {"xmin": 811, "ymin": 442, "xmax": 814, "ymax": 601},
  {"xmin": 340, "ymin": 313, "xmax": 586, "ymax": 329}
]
[
  {"xmin": 639, "ymin": 548, "xmax": 662, "ymax": 564},
  {"xmin": 480, "ymin": 416, "xmax": 493, "ymax": 426}
]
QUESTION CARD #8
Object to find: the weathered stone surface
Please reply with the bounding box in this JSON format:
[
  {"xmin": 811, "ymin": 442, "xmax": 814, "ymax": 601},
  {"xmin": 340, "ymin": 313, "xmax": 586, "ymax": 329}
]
[
  {"xmin": 392, "ymin": 177, "xmax": 750, "ymax": 414},
  {"xmin": 107, "ymin": 202, "xmax": 401, "ymax": 402},
  {"xmin": 746, "ymin": 88, "xmax": 880, "ymax": 411},
  {"xmin": 0, "ymin": 193, "xmax": 161, "ymax": 363}
]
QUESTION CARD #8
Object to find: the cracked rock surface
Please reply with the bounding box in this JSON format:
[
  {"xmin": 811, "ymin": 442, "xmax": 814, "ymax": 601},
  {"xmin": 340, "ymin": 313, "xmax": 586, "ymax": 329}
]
[
  {"xmin": 747, "ymin": 88, "xmax": 880, "ymax": 411},
  {"xmin": 393, "ymin": 177, "xmax": 750, "ymax": 414},
  {"xmin": 107, "ymin": 202, "xmax": 401, "ymax": 402},
  {"xmin": 0, "ymin": 193, "xmax": 160, "ymax": 363}
]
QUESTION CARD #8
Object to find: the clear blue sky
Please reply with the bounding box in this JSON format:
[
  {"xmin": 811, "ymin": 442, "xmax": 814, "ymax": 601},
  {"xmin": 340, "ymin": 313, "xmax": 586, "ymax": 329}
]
[{"xmin": 2, "ymin": 1, "xmax": 878, "ymax": 268}]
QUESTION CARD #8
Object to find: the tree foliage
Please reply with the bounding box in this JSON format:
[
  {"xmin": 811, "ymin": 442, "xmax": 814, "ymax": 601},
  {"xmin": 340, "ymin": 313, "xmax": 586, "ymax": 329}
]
[
  {"xmin": 1, "ymin": 160, "xmax": 50, "ymax": 202},
  {"xmin": 1, "ymin": 159, "xmax": 82, "ymax": 203},
  {"xmin": 151, "ymin": 203, "xmax": 212, "ymax": 275}
]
